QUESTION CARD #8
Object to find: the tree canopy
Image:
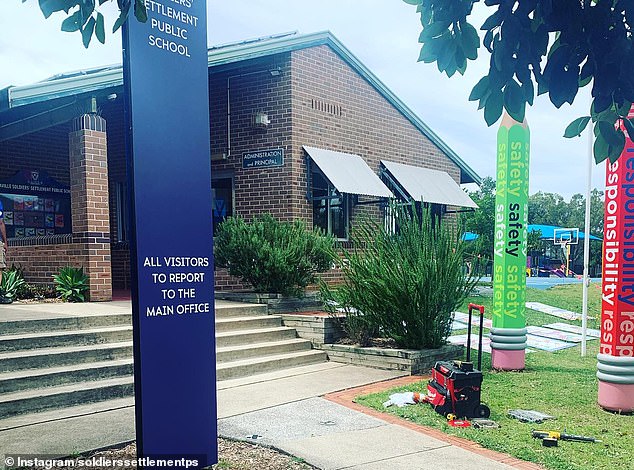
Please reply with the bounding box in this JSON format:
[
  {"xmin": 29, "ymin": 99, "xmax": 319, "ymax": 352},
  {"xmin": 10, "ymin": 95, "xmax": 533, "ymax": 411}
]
[
  {"xmin": 25, "ymin": 0, "xmax": 146, "ymax": 48},
  {"xmin": 29, "ymin": 1, "xmax": 634, "ymax": 163},
  {"xmin": 404, "ymin": 0, "xmax": 634, "ymax": 164}
]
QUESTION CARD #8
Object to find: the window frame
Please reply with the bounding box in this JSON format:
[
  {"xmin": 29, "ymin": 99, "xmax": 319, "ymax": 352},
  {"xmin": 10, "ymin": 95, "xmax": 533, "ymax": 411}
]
[
  {"xmin": 211, "ymin": 171, "xmax": 235, "ymax": 236},
  {"xmin": 309, "ymin": 168, "xmax": 350, "ymax": 241}
]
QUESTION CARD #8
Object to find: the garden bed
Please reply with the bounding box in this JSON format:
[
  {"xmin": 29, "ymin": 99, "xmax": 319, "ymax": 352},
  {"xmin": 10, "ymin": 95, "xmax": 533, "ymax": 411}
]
[
  {"xmin": 319, "ymin": 343, "xmax": 463, "ymax": 375},
  {"xmin": 215, "ymin": 291, "xmax": 323, "ymax": 314}
]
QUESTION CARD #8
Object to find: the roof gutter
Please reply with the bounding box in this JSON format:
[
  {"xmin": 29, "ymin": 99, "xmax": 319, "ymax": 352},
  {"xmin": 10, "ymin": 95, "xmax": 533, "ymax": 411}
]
[{"xmin": 2, "ymin": 67, "xmax": 123, "ymax": 110}]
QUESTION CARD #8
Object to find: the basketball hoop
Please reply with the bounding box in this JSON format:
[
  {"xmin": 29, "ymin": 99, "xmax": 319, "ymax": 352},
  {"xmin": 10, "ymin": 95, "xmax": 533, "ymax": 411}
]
[{"xmin": 553, "ymin": 228, "xmax": 579, "ymax": 277}]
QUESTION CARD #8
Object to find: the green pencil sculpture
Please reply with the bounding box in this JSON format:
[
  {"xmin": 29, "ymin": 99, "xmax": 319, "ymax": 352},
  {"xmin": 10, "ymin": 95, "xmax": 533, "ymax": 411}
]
[{"xmin": 491, "ymin": 112, "xmax": 530, "ymax": 370}]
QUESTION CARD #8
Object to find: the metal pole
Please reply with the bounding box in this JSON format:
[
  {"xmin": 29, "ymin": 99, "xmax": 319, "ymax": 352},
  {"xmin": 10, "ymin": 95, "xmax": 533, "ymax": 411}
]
[{"xmin": 581, "ymin": 120, "xmax": 593, "ymax": 357}]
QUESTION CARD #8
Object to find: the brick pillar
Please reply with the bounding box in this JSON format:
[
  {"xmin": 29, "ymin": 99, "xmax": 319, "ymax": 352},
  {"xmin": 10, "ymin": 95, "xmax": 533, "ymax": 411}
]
[{"xmin": 69, "ymin": 114, "xmax": 112, "ymax": 301}]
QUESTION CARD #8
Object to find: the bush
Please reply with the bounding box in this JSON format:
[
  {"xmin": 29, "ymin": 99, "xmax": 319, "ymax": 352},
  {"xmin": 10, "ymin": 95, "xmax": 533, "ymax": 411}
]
[
  {"xmin": 0, "ymin": 267, "xmax": 26, "ymax": 301},
  {"xmin": 17, "ymin": 283, "xmax": 57, "ymax": 300},
  {"xmin": 321, "ymin": 207, "xmax": 479, "ymax": 349},
  {"xmin": 215, "ymin": 214, "xmax": 335, "ymax": 297},
  {"xmin": 53, "ymin": 266, "xmax": 89, "ymax": 302}
]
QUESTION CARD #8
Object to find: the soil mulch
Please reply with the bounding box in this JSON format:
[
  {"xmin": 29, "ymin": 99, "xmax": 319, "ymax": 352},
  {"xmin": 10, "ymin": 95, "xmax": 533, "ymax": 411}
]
[{"xmin": 18, "ymin": 439, "xmax": 314, "ymax": 470}]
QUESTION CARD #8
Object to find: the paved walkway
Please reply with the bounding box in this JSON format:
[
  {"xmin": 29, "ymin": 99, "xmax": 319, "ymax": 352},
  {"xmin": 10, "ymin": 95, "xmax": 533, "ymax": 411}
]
[{"xmin": 0, "ymin": 301, "xmax": 542, "ymax": 470}]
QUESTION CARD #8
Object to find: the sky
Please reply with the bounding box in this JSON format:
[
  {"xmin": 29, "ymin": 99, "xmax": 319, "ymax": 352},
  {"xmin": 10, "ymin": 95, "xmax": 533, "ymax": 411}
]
[{"xmin": 1, "ymin": 0, "xmax": 605, "ymax": 199}]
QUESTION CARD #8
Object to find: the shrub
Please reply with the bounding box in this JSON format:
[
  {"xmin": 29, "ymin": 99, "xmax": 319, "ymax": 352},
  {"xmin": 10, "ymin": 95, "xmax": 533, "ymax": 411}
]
[
  {"xmin": 215, "ymin": 214, "xmax": 335, "ymax": 297},
  {"xmin": 17, "ymin": 283, "xmax": 57, "ymax": 300},
  {"xmin": 53, "ymin": 266, "xmax": 89, "ymax": 302},
  {"xmin": 321, "ymin": 207, "xmax": 479, "ymax": 349},
  {"xmin": 0, "ymin": 267, "xmax": 26, "ymax": 301}
]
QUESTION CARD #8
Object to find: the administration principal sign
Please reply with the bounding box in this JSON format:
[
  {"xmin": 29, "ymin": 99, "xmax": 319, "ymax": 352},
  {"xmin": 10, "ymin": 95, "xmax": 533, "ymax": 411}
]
[
  {"xmin": 122, "ymin": 0, "xmax": 217, "ymax": 466},
  {"xmin": 242, "ymin": 148, "xmax": 284, "ymax": 169}
]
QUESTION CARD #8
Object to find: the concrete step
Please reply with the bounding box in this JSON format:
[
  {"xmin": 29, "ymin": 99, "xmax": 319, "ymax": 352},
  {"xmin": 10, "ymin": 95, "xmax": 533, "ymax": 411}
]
[
  {"xmin": 216, "ymin": 338, "xmax": 312, "ymax": 363},
  {"xmin": 0, "ymin": 326, "xmax": 133, "ymax": 352},
  {"xmin": 215, "ymin": 315, "xmax": 281, "ymax": 333},
  {"xmin": 0, "ymin": 376, "xmax": 135, "ymax": 420},
  {"xmin": 0, "ymin": 342, "xmax": 133, "ymax": 372},
  {"xmin": 216, "ymin": 349, "xmax": 327, "ymax": 381},
  {"xmin": 0, "ymin": 314, "xmax": 132, "ymax": 335},
  {"xmin": 0, "ymin": 359, "xmax": 134, "ymax": 394},
  {"xmin": 214, "ymin": 302, "xmax": 268, "ymax": 318},
  {"xmin": 0, "ymin": 396, "xmax": 135, "ymax": 431},
  {"xmin": 215, "ymin": 327, "xmax": 297, "ymax": 348}
]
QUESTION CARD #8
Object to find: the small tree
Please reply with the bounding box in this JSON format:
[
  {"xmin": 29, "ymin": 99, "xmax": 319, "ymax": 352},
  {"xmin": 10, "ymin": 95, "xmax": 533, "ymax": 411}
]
[
  {"xmin": 214, "ymin": 214, "xmax": 335, "ymax": 297},
  {"xmin": 322, "ymin": 207, "xmax": 479, "ymax": 349}
]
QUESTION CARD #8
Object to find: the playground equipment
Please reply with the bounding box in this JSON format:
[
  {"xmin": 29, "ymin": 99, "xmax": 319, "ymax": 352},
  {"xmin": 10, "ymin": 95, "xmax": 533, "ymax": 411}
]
[{"xmin": 553, "ymin": 227, "xmax": 579, "ymax": 277}]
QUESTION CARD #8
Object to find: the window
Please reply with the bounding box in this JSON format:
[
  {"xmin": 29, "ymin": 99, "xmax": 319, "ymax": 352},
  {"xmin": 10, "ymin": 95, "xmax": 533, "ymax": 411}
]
[
  {"xmin": 212, "ymin": 176, "xmax": 234, "ymax": 235},
  {"xmin": 312, "ymin": 171, "xmax": 348, "ymax": 239}
]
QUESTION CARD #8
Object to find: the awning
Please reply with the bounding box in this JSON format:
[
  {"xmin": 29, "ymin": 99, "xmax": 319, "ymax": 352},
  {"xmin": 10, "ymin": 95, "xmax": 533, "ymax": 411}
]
[
  {"xmin": 381, "ymin": 160, "xmax": 478, "ymax": 209},
  {"xmin": 304, "ymin": 146, "xmax": 393, "ymax": 198}
]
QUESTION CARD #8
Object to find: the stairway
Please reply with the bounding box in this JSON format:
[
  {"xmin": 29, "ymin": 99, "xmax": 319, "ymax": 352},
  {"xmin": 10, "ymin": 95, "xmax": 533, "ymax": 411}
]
[
  {"xmin": 215, "ymin": 301, "xmax": 326, "ymax": 381},
  {"xmin": 0, "ymin": 313, "xmax": 134, "ymax": 420},
  {"xmin": 0, "ymin": 301, "xmax": 326, "ymax": 420}
]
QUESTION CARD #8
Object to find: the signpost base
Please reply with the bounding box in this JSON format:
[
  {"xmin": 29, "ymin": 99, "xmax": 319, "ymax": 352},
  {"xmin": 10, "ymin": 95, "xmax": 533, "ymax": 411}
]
[
  {"xmin": 490, "ymin": 327, "xmax": 526, "ymax": 370},
  {"xmin": 598, "ymin": 382, "xmax": 634, "ymax": 413},
  {"xmin": 597, "ymin": 354, "xmax": 634, "ymax": 412},
  {"xmin": 491, "ymin": 349, "xmax": 525, "ymax": 370}
]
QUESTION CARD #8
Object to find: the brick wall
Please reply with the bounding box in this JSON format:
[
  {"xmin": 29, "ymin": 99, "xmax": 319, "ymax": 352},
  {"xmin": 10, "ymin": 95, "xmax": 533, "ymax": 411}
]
[
  {"xmin": 210, "ymin": 55, "xmax": 294, "ymax": 222},
  {"xmin": 0, "ymin": 124, "xmax": 70, "ymax": 184},
  {"xmin": 8, "ymin": 243, "xmax": 87, "ymax": 285},
  {"xmin": 207, "ymin": 45, "xmax": 466, "ymax": 292},
  {"xmin": 289, "ymin": 45, "xmax": 463, "ymax": 230}
]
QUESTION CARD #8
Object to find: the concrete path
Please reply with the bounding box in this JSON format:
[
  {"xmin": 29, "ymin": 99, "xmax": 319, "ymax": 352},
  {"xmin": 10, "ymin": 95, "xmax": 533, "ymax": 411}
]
[{"xmin": 0, "ymin": 301, "xmax": 541, "ymax": 469}]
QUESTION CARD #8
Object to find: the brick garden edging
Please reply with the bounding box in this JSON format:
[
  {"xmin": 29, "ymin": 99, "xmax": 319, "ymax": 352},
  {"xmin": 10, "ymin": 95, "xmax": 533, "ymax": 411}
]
[
  {"xmin": 319, "ymin": 343, "xmax": 463, "ymax": 375},
  {"xmin": 215, "ymin": 291, "xmax": 323, "ymax": 314}
]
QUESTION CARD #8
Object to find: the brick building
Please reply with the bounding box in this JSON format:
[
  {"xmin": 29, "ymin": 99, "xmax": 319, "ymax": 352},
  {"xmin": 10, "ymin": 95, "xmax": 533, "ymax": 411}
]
[{"xmin": 0, "ymin": 31, "xmax": 480, "ymax": 301}]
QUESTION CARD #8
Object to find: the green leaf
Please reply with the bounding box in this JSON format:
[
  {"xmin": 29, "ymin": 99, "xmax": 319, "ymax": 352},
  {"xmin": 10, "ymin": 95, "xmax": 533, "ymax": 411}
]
[
  {"xmin": 522, "ymin": 79, "xmax": 534, "ymax": 106},
  {"xmin": 134, "ymin": 0, "xmax": 148, "ymax": 23},
  {"xmin": 484, "ymin": 88, "xmax": 503, "ymax": 126},
  {"xmin": 402, "ymin": 0, "xmax": 421, "ymax": 4},
  {"xmin": 81, "ymin": 16, "xmax": 96, "ymax": 48},
  {"xmin": 419, "ymin": 21, "xmax": 451, "ymax": 42},
  {"xmin": 480, "ymin": 11, "xmax": 502, "ymax": 31},
  {"xmin": 80, "ymin": 0, "xmax": 95, "ymax": 24},
  {"xmin": 503, "ymin": 80, "xmax": 525, "ymax": 123},
  {"xmin": 598, "ymin": 121, "xmax": 623, "ymax": 148},
  {"xmin": 563, "ymin": 116, "xmax": 591, "ymax": 138},
  {"xmin": 624, "ymin": 118, "xmax": 634, "ymax": 141},
  {"xmin": 95, "ymin": 12, "xmax": 105, "ymax": 43},
  {"xmin": 548, "ymin": 65, "xmax": 580, "ymax": 108},
  {"xmin": 39, "ymin": 0, "xmax": 73, "ymax": 18},
  {"xmin": 112, "ymin": 1, "xmax": 131, "ymax": 32},
  {"xmin": 593, "ymin": 132, "xmax": 609, "ymax": 164},
  {"xmin": 460, "ymin": 22, "xmax": 479, "ymax": 60},
  {"xmin": 579, "ymin": 76, "xmax": 592, "ymax": 88},
  {"xmin": 61, "ymin": 10, "xmax": 81, "ymax": 32},
  {"xmin": 418, "ymin": 42, "xmax": 438, "ymax": 63}
]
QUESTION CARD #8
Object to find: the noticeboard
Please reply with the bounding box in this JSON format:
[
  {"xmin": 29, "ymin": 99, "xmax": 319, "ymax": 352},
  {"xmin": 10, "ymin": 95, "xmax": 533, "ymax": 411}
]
[{"xmin": 0, "ymin": 170, "xmax": 71, "ymax": 238}]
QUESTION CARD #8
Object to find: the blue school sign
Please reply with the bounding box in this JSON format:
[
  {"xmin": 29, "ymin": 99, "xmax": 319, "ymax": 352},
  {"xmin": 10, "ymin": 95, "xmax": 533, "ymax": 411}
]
[{"xmin": 122, "ymin": 0, "xmax": 217, "ymax": 467}]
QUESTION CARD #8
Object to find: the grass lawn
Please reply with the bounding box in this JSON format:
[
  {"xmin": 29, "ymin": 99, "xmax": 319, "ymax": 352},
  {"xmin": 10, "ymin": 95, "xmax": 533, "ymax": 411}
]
[{"xmin": 355, "ymin": 284, "xmax": 633, "ymax": 470}]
